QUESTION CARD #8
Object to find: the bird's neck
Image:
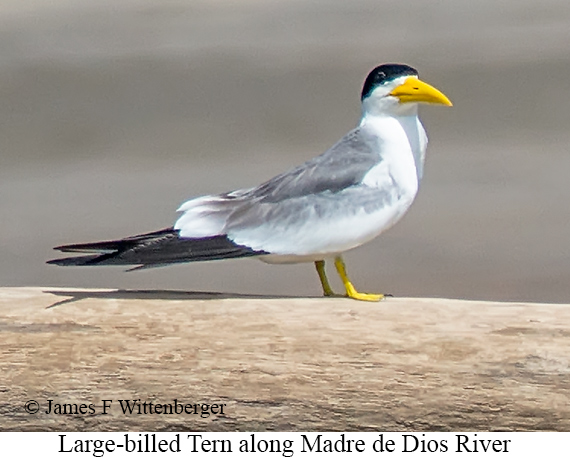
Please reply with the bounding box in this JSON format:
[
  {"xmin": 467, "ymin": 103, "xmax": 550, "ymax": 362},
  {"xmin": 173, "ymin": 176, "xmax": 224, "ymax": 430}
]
[
  {"xmin": 359, "ymin": 109, "xmax": 422, "ymax": 143},
  {"xmin": 359, "ymin": 110, "xmax": 428, "ymax": 182}
]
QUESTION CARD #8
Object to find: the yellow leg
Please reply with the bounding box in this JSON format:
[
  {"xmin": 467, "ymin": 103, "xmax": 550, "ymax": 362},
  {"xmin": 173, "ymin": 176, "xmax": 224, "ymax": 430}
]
[
  {"xmin": 334, "ymin": 256, "xmax": 384, "ymax": 302},
  {"xmin": 315, "ymin": 260, "xmax": 336, "ymax": 297}
]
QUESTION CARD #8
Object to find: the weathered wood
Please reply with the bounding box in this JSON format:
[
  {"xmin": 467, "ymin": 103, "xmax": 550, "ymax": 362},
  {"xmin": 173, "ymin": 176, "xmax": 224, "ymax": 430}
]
[{"xmin": 1, "ymin": 287, "xmax": 569, "ymax": 431}]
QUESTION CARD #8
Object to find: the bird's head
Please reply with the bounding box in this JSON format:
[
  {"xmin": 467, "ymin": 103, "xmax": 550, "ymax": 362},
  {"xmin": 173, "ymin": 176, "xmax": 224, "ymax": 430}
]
[{"xmin": 361, "ymin": 64, "xmax": 452, "ymax": 117}]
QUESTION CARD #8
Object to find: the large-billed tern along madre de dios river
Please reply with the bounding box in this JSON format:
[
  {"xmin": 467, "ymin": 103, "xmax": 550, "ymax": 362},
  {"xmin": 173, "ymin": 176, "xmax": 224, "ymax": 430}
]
[{"xmin": 49, "ymin": 63, "xmax": 452, "ymax": 302}]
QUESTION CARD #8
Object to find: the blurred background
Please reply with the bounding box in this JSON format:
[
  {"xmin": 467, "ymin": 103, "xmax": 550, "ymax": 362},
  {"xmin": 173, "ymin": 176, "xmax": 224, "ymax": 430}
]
[{"xmin": 1, "ymin": 0, "xmax": 569, "ymax": 302}]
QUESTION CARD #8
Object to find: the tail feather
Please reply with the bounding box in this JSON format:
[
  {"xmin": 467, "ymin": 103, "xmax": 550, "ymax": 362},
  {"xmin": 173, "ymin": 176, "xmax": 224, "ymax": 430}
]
[{"xmin": 48, "ymin": 228, "xmax": 265, "ymax": 267}]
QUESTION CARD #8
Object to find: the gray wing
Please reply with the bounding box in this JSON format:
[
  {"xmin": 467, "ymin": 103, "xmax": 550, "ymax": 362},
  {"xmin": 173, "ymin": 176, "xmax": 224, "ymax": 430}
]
[
  {"xmin": 175, "ymin": 126, "xmax": 387, "ymax": 245},
  {"xmin": 247, "ymin": 127, "xmax": 381, "ymax": 203},
  {"xmin": 221, "ymin": 127, "xmax": 404, "ymax": 254}
]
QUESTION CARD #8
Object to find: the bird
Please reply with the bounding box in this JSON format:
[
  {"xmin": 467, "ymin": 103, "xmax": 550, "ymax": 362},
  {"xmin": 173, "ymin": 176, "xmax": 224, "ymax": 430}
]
[{"xmin": 48, "ymin": 63, "xmax": 452, "ymax": 301}]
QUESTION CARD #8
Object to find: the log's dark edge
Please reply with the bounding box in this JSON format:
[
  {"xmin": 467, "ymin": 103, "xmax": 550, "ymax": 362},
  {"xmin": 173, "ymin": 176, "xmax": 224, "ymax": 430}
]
[{"xmin": 1, "ymin": 288, "xmax": 569, "ymax": 431}]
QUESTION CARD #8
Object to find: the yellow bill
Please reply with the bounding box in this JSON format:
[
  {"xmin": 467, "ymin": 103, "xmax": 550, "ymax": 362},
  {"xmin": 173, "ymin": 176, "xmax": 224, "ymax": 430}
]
[{"xmin": 390, "ymin": 77, "xmax": 452, "ymax": 106}]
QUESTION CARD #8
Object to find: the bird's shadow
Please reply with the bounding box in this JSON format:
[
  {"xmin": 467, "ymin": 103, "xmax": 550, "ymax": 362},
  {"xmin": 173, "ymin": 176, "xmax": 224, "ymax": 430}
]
[{"xmin": 44, "ymin": 289, "xmax": 300, "ymax": 309}]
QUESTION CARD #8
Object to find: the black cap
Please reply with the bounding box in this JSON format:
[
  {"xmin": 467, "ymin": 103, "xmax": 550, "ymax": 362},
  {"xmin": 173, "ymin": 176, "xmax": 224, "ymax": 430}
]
[{"xmin": 361, "ymin": 64, "xmax": 418, "ymax": 100}]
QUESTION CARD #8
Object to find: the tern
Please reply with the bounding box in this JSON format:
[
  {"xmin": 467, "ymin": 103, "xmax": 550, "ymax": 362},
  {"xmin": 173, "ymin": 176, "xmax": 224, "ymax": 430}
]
[{"xmin": 49, "ymin": 63, "xmax": 452, "ymax": 301}]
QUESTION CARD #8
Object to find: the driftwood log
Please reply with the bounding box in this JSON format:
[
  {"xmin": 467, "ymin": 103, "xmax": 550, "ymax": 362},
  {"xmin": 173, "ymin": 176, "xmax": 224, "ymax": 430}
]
[{"xmin": 1, "ymin": 287, "xmax": 569, "ymax": 431}]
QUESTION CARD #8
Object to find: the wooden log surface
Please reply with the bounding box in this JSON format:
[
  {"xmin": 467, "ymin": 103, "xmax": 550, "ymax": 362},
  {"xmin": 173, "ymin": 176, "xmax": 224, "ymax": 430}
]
[{"xmin": 1, "ymin": 287, "xmax": 569, "ymax": 431}]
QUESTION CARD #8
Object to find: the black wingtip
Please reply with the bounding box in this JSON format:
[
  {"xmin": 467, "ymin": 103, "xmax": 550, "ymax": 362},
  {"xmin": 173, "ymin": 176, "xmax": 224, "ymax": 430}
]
[
  {"xmin": 48, "ymin": 230, "xmax": 265, "ymax": 268},
  {"xmin": 52, "ymin": 227, "xmax": 179, "ymax": 253},
  {"xmin": 47, "ymin": 254, "xmax": 103, "ymax": 266}
]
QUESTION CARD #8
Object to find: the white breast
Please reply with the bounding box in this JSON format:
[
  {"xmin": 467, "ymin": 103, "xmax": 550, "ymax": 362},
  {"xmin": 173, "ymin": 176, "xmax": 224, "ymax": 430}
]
[{"xmin": 360, "ymin": 114, "xmax": 427, "ymax": 205}]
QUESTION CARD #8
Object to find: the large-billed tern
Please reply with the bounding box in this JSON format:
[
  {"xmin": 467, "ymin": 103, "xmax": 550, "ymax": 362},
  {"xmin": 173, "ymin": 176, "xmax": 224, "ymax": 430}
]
[{"xmin": 49, "ymin": 63, "xmax": 452, "ymax": 301}]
